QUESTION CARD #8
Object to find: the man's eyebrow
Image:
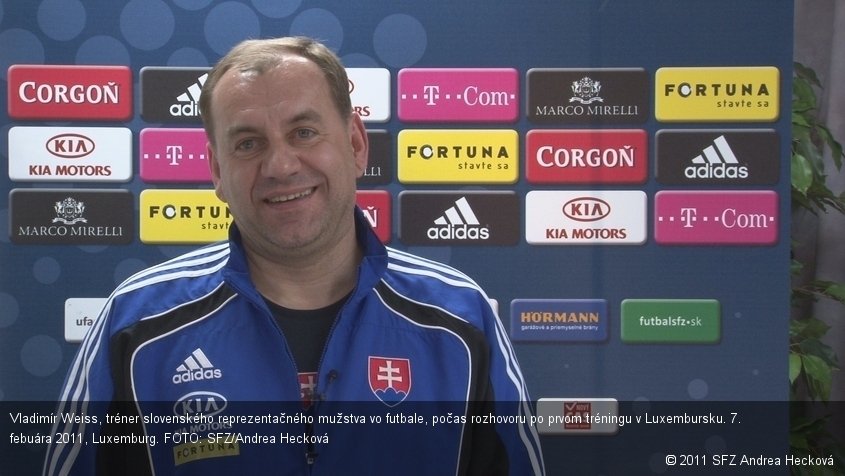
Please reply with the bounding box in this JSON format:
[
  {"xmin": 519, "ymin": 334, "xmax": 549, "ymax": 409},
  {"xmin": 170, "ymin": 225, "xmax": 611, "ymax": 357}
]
[
  {"xmin": 224, "ymin": 124, "xmax": 260, "ymax": 138},
  {"xmin": 289, "ymin": 109, "xmax": 323, "ymax": 124},
  {"xmin": 222, "ymin": 109, "xmax": 325, "ymax": 139}
]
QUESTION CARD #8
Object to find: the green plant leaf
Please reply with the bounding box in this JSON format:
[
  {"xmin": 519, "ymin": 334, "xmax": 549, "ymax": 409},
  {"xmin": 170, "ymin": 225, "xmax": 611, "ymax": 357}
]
[
  {"xmin": 800, "ymin": 354, "xmax": 832, "ymax": 400},
  {"xmin": 789, "ymin": 352, "xmax": 802, "ymax": 384},
  {"xmin": 824, "ymin": 282, "xmax": 845, "ymax": 303},
  {"xmin": 792, "ymin": 153, "xmax": 814, "ymax": 194}
]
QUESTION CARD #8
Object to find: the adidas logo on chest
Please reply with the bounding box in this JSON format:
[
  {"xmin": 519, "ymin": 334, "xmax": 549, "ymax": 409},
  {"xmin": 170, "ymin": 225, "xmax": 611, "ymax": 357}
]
[{"xmin": 172, "ymin": 348, "xmax": 222, "ymax": 384}]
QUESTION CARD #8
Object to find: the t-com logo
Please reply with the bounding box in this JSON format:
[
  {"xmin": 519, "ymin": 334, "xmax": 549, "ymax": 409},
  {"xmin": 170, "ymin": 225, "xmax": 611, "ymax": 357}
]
[
  {"xmin": 655, "ymin": 66, "xmax": 779, "ymax": 122},
  {"xmin": 655, "ymin": 129, "xmax": 780, "ymax": 185},
  {"xmin": 654, "ymin": 191, "xmax": 778, "ymax": 245},
  {"xmin": 9, "ymin": 126, "xmax": 132, "ymax": 182},
  {"xmin": 140, "ymin": 128, "xmax": 211, "ymax": 183},
  {"xmin": 398, "ymin": 191, "xmax": 519, "ymax": 246},
  {"xmin": 356, "ymin": 190, "xmax": 392, "ymax": 244},
  {"xmin": 397, "ymin": 68, "xmax": 518, "ymax": 122},
  {"xmin": 526, "ymin": 129, "xmax": 648, "ymax": 184},
  {"xmin": 526, "ymin": 68, "xmax": 648, "ymax": 124},
  {"xmin": 140, "ymin": 67, "xmax": 210, "ymax": 123},
  {"xmin": 347, "ymin": 68, "xmax": 391, "ymax": 122},
  {"xmin": 8, "ymin": 65, "xmax": 132, "ymax": 120},
  {"xmin": 140, "ymin": 189, "xmax": 231, "ymax": 244},
  {"xmin": 10, "ymin": 189, "xmax": 133, "ymax": 245},
  {"xmin": 525, "ymin": 190, "xmax": 646, "ymax": 245},
  {"xmin": 398, "ymin": 129, "xmax": 518, "ymax": 184}
]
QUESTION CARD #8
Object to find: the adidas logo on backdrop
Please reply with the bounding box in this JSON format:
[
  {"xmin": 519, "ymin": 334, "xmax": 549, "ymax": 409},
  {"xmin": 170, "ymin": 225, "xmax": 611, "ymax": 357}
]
[
  {"xmin": 427, "ymin": 197, "xmax": 490, "ymax": 240},
  {"xmin": 170, "ymin": 73, "xmax": 207, "ymax": 118},
  {"xmin": 172, "ymin": 348, "xmax": 222, "ymax": 384},
  {"xmin": 684, "ymin": 135, "xmax": 748, "ymax": 179}
]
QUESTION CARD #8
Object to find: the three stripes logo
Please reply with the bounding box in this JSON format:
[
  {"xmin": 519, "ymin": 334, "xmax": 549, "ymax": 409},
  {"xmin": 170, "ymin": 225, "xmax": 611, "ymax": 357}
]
[
  {"xmin": 172, "ymin": 73, "xmax": 207, "ymax": 118},
  {"xmin": 398, "ymin": 191, "xmax": 519, "ymax": 245},
  {"xmin": 655, "ymin": 129, "xmax": 779, "ymax": 185},
  {"xmin": 428, "ymin": 196, "xmax": 489, "ymax": 240},
  {"xmin": 172, "ymin": 348, "xmax": 223, "ymax": 384},
  {"xmin": 140, "ymin": 67, "xmax": 210, "ymax": 124},
  {"xmin": 685, "ymin": 135, "xmax": 748, "ymax": 179}
]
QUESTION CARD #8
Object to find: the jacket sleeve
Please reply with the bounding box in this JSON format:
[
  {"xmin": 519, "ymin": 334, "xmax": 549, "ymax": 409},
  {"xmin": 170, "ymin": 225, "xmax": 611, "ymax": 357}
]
[
  {"xmin": 43, "ymin": 300, "xmax": 116, "ymax": 476},
  {"xmin": 474, "ymin": 297, "xmax": 546, "ymax": 475}
]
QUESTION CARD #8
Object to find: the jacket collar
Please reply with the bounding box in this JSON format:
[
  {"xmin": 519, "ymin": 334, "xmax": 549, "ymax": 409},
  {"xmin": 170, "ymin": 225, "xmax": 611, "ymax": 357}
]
[{"xmin": 222, "ymin": 206, "xmax": 388, "ymax": 307}]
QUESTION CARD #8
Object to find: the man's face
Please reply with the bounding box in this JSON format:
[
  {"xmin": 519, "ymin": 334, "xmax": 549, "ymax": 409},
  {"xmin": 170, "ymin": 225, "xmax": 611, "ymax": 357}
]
[{"xmin": 207, "ymin": 55, "xmax": 368, "ymax": 262}]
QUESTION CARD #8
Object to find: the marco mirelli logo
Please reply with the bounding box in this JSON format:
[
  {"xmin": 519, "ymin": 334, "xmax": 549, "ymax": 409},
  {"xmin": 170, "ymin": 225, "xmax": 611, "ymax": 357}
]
[
  {"xmin": 10, "ymin": 189, "xmax": 133, "ymax": 244},
  {"xmin": 655, "ymin": 129, "xmax": 780, "ymax": 185},
  {"xmin": 357, "ymin": 130, "xmax": 392, "ymax": 186},
  {"xmin": 526, "ymin": 68, "xmax": 648, "ymax": 124},
  {"xmin": 140, "ymin": 67, "xmax": 210, "ymax": 124},
  {"xmin": 398, "ymin": 191, "xmax": 519, "ymax": 246}
]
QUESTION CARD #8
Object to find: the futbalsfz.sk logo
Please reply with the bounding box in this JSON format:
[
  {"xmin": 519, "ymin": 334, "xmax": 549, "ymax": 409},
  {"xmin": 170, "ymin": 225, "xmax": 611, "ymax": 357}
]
[{"xmin": 172, "ymin": 348, "xmax": 222, "ymax": 384}]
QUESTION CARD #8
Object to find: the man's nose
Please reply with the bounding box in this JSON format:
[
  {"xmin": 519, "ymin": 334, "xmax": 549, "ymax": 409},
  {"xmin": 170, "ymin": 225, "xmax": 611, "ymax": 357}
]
[{"xmin": 261, "ymin": 140, "xmax": 301, "ymax": 178}]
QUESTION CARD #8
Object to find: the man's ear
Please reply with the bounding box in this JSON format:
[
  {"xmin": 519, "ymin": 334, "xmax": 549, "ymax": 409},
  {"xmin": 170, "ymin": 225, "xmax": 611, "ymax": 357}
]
[
  {"xmin": 349, "ymin": 113, "xmax": 369, "ymax": 177},
  {"xmin": 207, "ymin": 142, "xmax": 227, "ymax": 203}
]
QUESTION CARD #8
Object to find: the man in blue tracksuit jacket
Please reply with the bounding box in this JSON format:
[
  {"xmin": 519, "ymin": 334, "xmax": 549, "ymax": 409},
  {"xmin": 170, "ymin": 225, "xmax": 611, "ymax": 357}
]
[{"xmin": 44, "ymin": 36, "xmax": 544, "ymax": 475}]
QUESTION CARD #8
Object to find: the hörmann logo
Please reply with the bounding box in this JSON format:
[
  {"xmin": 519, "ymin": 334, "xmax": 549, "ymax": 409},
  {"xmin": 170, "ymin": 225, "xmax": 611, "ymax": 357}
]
[
  {"xmin": 509, "ymin": 299, "xmax": 608, "ymax": 343},
  {"xmin": 527, "ymin": 68, "xmax": 648, "ymax": 124},
  {"xmin": 9, "ymin": 126, "xmax": 133, "ymax": 182},
  {"xmin": 8, "ymin": 65, "xmax": 132, "ymax": 121},
  {"xmin": 526, "ymin": 129, "xmax": 648, "ymax": 184},
  {"xmin": 655, "ymin": 66, "xmax": 779, "ymax": 122},
  {"xmin": 10, "ymin": 189, "xmax": 133, "ymax": 245},
  {"xmin": 398, "ymin": 191, "xmax": 519, "ymax": 246},
  {"xmin": 140, "ymin": 67, "xmax": 210, "ymax": 123},
  {"xmin": 397, "ymin": 68, "xmax": 519, "ymax": 123},
  {"xmin": 398, "ymin": 129, "xmax": 518, "ymax": 184},
  {"xmin": 525, "ymin": 190, "xmax": 647, "ymax": 245},
  {"xmin": 655, "ymin": 129, "xmax": 780, "ymax": 185}
]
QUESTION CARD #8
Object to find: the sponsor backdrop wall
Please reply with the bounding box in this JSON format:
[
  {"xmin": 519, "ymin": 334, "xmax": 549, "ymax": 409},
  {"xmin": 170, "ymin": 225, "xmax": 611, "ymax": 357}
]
[{"xmin": 1, "ymin": 0, "xmax": 793, "ymax": 474}]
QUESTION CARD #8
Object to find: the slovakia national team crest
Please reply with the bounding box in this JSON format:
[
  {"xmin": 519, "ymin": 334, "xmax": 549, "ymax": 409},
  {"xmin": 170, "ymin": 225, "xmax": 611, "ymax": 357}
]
[{"xmin": 368, "ymin": 356, "xmax": 412, "ymax": 407}]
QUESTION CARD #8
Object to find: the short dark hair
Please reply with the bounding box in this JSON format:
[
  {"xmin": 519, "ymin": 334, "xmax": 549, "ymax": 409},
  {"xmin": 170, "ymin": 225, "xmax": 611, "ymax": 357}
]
[{"xmin": 199, "ymin": 36, "xmax": 352, "ymax": 145}]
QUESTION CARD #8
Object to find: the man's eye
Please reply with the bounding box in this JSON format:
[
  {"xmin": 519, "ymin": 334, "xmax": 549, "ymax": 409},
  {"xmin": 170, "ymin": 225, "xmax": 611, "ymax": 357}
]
[
  {"xmin": 235, "ymin": 139, "xmax": 255, "ymax": 151},
  {"xmin": 295, "ymin": 129, "xmax": 316, "ymax": 140}
]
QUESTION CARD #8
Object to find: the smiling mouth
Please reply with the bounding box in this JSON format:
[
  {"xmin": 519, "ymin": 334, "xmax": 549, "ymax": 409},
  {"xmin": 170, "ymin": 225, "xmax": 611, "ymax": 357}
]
[{"xmin": 266, "ymin": 187, "xmax": 315, "ymax": 204}]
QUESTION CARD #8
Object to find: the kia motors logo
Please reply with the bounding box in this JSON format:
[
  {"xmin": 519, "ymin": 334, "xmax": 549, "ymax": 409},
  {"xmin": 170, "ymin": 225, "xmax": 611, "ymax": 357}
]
[
  {"xmin": 47, "ymin": 133, "xmax": 95, "ymax": 159},
  {"xmin": 563, "ymin": 197, "xmax": 611, "ymax": 222},
  {"xmin": 526, "ymin": 190, "xmax": 646, "ymax": 245},
  {"xmin": 174, "ymin": 391, "xmax": 228, "ymax": 418},
  {"xmin": 9, "ymin": 126, "xmax": 132, "ymax": 183}
]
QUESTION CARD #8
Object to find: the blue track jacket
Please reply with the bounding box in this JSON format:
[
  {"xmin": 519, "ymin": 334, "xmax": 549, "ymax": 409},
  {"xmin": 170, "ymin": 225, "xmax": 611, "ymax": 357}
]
[{"xmin": 44, "ymin": 209, "xmax": 545, "ymax": 476}]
